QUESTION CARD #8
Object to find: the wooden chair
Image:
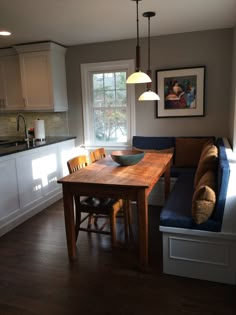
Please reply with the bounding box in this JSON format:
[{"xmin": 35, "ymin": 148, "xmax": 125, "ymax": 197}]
[
  {"xmin": 89, "ymin": 148, "xmax": 108, "ymax": 228},
  {"xmin": 90, "ymin": 147, "xmax": 106, "ymax": 163},
  {"xmin": 67, "ymin": 155, "xmax": 88, "ymax": 173},
  {"xmin": 67, "ymin": 154, "xmax": 129, "ymax": 246},
  {"xmin": 90, "ymin": 147, "xmax": 132, "ymax": 238}
]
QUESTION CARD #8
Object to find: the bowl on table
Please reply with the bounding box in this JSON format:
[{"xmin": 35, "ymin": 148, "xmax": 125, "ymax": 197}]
[{"xmin": 111, "ymin": 150, "xmax": 144, "ymax": 166}]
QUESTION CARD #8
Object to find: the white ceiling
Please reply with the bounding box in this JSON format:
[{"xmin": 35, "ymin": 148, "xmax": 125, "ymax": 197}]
[{"xmin": 0, "ymin": 0, "xmax": 236, "ymax": 49}]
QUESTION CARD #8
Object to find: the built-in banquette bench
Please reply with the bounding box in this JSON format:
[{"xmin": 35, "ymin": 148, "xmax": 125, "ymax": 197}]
[{"xmin": 132, "ymin": 136, "xmax": 236, "ymax": 285}]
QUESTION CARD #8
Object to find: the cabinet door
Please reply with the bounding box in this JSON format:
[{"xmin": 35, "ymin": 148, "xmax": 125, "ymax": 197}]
[
  {"xmin": 20, "ymin": 52, "xmax": 53, "ymax": 110},
  {"xmin": 16, "ymin": 146, "xmax": 61, "ymax": 209},
  {"xmin": 0, "ymin": 56, "xmax": 24, "ymax": 110},
  {"xmin": 39, "ymin": 145, "xmax": 60, "ymax": 196},
  {"xmin": 0, "ymin": 61, "xmax": 5, "ymax": 109},
  {"xmin": 16, "ymin": 152, "xmax": 43, "ymax": 210},
  {"xmin": 0, "ymin": 158, "xmax": 20, "ymax": 223},
  {"xmin": 57, "ymin": 139, "xmax": 76, "ymax": 177},
  {"xmin": 3, "ymin": 56, "xmax": 24, "ymax": 110}
]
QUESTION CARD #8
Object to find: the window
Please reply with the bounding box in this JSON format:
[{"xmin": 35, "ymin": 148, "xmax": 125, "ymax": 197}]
[{"xmin": 81, "ymin": 60, "xmax": 135, "ymax": 148}]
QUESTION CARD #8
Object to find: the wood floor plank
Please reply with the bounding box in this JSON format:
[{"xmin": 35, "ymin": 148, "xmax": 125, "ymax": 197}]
[{"xmin": 0, "ymin": 199, "xmax": 235, "ymax": 315}]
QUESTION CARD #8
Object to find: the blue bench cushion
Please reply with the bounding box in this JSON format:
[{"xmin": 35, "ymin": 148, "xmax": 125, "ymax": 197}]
[
  {"xmin": 160, "ymin": 173, "xmax": 222, "ymax": 232},
  {"xmin": 132, "ymin": 136, "xmax": 229, "ymax": 232}
]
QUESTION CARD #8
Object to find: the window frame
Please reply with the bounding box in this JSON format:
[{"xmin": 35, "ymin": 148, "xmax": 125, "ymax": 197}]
[{"xmin": 81, "ymin": 60, "xmax": 135, "ymax": 149}]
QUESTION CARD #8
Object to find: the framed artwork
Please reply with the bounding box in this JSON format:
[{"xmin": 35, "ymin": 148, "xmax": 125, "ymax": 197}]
[{"xmin": 156, "ymin": 66, "xmax": 205, "ymax": 118}]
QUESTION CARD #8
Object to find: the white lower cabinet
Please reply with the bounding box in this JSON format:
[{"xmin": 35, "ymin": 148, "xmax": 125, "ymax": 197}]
[
  {"xmin": 16, "ymin": 144, "xmax": 60, "ymax": 210},
  {"xmin": 0, "ymin": 139, "xmax": 75, "ymax": 236},
  {"xmin": 40, "ymin": 145, "xmax": 60, "ymax": 197},
  {"xmin": 0, "ymin": 158, "xmax": 20, "ymax": 228},
  {"xmin": 16, "ymin": 151, "xmax": 44, "ymax": 210}
]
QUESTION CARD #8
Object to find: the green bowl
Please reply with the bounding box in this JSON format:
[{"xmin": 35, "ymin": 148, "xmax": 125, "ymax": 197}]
[{"xmin": 111, "ymin": 150, "xmax": 144, "ymax": 166}]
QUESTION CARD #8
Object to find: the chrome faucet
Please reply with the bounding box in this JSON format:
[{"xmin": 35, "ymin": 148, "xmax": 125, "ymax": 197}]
[{"xmin": 16, "ymin": 114, "xmax": 29, "ymax": 142}]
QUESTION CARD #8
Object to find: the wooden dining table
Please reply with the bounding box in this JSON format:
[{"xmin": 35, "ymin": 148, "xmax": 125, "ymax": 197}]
[{"xmin": 58, "ymin": 152, "xmax": 173, "ymax": 270}]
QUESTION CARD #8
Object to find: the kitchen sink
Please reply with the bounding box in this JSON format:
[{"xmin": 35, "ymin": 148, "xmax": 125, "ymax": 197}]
[
  {"xmin": 12, "ymin": 140, "xmax": 28, "ymax": 146},
  {"xmin": 0, "ymin": 139, "xmax": 28, "ymax": 147}
]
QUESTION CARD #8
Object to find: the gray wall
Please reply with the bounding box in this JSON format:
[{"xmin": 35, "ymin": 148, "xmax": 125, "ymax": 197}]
[
  {"xmin": 66, "ymin": 29, "xmax": 233, "ymax": 145},
  {"xmin": 230, "ymin": 26, "xmax": 236, "ymax": 150}
]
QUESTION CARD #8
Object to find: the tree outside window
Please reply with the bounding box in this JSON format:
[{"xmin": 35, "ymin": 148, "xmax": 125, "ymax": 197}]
[
  {"xmin": 93, "ymin": 72, "xmax": 127, "ymax": 143},
  {"xmin": 81, "ymin": 60, "xmax": 135, "ymax": 148}
]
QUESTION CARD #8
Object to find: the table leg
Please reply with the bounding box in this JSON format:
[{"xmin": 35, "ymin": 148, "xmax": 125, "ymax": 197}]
[
  {"xmin": 137, "ymin": 189, "xmax": 148, "ymax": 270},
  {"xmin": 164, "ymin": 161, "xmax": 171, "ymax": 201},
  {"xmin": 62, "ymin": 185, "xmax": 77, "ymax": 261}
]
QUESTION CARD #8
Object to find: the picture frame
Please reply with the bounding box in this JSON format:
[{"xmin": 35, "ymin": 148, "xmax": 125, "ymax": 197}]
[{"xmin": 156, "ymin": 66, "xmax": 205, "ymax": 118}]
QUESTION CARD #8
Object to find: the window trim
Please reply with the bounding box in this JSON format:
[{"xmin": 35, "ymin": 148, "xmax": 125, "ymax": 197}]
[{"xmin": 81, "ymin": 60, "xmax": 136, "ymax": 148}]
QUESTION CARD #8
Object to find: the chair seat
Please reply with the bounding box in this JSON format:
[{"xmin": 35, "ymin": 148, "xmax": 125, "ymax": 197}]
[
  {"xmin": 79, "ymin": 197, "xmax": 123, "ymax": 214},
  {"xmin": 67, "ymin": 151, "xmax": 130, "ymax": 246}
]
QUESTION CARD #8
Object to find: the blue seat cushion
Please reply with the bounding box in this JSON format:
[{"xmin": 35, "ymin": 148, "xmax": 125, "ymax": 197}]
[{"xmin": 160, "ymin": 173, "xmax": 222, "ymax": 232}]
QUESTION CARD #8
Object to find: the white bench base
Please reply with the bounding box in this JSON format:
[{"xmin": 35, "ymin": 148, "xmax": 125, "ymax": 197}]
[{"xmin": 160, "ymin": 226, "xmax": 236, "ymax": 285}]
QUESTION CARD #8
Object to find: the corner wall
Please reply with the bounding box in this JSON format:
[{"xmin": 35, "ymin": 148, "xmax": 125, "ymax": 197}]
[{"xmin": 230, "ymin": 26, "xmax": 236, "ymax": 151}]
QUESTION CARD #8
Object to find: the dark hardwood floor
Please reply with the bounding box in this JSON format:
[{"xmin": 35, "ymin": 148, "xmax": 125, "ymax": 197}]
[{"xmin": 0, "ymin": 199, "xmax": 235, "ymax": 315}]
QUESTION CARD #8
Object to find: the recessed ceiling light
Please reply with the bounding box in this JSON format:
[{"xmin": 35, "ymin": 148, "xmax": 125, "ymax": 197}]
[{"xmin": 0, "ymin": 31, "xmax": 11, "ymax": 36}]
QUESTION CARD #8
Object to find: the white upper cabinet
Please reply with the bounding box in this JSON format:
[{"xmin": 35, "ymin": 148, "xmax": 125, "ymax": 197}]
[
  {"xmin": 0, "ymin": 49, "xmax": 24, "ymax": 111},
  {"xmin": 14, "ymin": 42, "xmax": 68, "ymax": 112}
]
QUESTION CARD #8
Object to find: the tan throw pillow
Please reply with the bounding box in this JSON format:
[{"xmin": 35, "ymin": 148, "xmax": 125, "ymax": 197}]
[
  {"xmin": 197, "ymin": 170, "xmax": 216, "ymax": 188},
  {"xmin": 194, "ymin": 144, "xmax": 218, "ymax": 187},
  {"xmin": 133, "ymin": 146, "xmax": 174, "ymax": 154},
  {"xmin": 174, "ymin": 138, "xmax": 213, "ymax": 167},
  {"xmin": 192, "ymin": 171, "xmax": 216, "ymax": 224}
]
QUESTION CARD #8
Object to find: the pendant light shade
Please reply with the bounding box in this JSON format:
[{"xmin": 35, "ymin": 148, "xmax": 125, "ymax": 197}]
[
  {"xmin": 139, "ymin": 89, "xmax": 160, "ymax": 101},
  {"xmin": 126, "ymin": 0, "xmax": 151, "ymax": 84},
  {"xmin": 126, "ymin": 70, "xmax": 151, "ymax": 84},
  {"xmin": 138, "ymin": 11, "xmax": 160, "ymax": 101}
]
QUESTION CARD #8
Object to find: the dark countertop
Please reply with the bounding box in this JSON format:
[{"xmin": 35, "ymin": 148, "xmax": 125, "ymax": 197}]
[{"xmin": 0, "ymin": 136, "xmax": 76, "ymax": 157}]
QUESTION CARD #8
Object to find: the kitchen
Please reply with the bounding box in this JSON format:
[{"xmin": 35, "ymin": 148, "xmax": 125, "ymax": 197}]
[
  {"xmin": 0, "ymin": 0, "xmax": 236, "ymax": 239},
  {"xmin": 0, "ymin": 41, "xmax": 77, "ymax": 236},
  {"xmin": 0, "ymin": 1, "xmax": 236, "ymax": 313}
]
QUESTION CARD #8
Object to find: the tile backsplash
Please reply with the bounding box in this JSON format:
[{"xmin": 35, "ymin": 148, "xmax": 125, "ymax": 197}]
[{"xmin": 0, "ymin": 112, "xmax": 69, "ymax": 138}]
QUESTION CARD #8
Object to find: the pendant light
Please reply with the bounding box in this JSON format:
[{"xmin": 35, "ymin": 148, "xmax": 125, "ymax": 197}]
[
  {"xmin": 0, "ymin": 30, "xmax": 11, "ymax": 36},
  {"xmin": 139, "ymin": 11, "xmax": 160, "ymax": 101},
  {"xmin": 126, "ymin": 0, "xmax": 151, "ymax": 84}
]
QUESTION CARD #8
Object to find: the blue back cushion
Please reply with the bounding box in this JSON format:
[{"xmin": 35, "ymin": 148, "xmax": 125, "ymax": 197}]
[
  {"xmin": 213, "ymin": 138, "xmax": 230, "ymax": 224},
  {"xmin": 132, "ymin": 136, "xmax": 175, "ymax": 150}
]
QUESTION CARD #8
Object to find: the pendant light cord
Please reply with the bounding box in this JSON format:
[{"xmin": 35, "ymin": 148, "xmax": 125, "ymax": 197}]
[
  {"xmin": 143, "ymin": 11, "xmax": 156, "ymax": 90},
  {"xmin": 136, "ymin": 0, "xmax": 139, "ymax": 47},
  {"xmin": 135, "ymin": 0, "xmax": 140, "ymax": 71},
  {"xmin": 126, "ymin": 1, "xmax": 152, "ymax": 84},
  {"xmin": 147, "ymin": 16, "xmax": 150, "ymax": 72}
]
